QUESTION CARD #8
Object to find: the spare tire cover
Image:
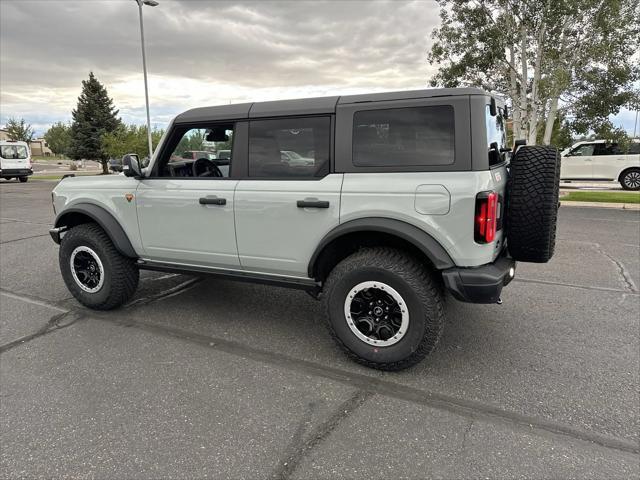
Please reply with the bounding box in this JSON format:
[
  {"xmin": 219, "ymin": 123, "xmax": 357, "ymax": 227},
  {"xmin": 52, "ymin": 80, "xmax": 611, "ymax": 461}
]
[{"xmin": 506, "ymin": 145, "xmax": 560, "ymax": 263}]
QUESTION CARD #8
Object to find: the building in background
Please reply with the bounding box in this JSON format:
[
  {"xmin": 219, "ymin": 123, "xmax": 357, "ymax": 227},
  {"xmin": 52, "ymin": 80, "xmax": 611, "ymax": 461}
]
[{"xmin": 28, "ymin": 138, "xmax": 52, "ymax": 156}]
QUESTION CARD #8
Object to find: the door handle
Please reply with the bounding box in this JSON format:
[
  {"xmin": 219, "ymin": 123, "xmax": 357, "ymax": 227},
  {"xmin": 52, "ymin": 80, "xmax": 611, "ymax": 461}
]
[
  {"xmin": 297, "ymin": 199, "xmax": 330, "ymax": 209},
  {"xmin": 199, "ymin": 196, "xmax": 226, "ymax": 206}
]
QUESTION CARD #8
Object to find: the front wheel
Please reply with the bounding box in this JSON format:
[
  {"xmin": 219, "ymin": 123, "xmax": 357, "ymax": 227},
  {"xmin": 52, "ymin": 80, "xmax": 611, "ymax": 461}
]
[
  {"xmin": 18, "ymin": 177, "xmax": 28, "ymax": 183},
  {"xmin": 59, "ymin": 223, "xmax": 139, "ymax": 310},
  {"xmin": 620, "ymin": 169, "xmax": 640, "ymax": 191},
  {"xmin": 322, "ymin": 248, "xmax": 444, "ymax": 371}
]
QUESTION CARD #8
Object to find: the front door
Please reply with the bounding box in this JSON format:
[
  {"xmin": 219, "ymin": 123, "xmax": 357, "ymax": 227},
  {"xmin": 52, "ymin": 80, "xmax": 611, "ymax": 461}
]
[
  {"xmin": 234, "ymin": 115, "xmax": 341, "ymax": 277},
  {"xmin": 136, "ymin": 124, "xmax": 240, "ymax": 268}
]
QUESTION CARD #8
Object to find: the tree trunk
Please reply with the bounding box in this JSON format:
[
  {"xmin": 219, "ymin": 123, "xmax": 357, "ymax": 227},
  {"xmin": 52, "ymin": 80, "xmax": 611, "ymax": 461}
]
[
  {"xmin": 543, "ymin": 96, "xmax": 559, "ymax": 145},
  {"xmin": 528, "ymin": 22, "xmax": 546, "ymax": 145},
  {"xmin": 508, "ymin": 45, "xmax": 522, "ymax": 141},
  {"xmin": 519, "ymin": 24, "xmax": 528, "ymax": 142},
  {"xmin": 101, "ymin": 160, "xmax": 109, "ymax": 175}
]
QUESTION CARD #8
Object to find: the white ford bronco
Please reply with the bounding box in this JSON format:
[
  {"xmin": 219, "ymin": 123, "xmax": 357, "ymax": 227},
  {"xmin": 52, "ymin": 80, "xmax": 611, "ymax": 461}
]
[{"xmin": 50, "ymin": 88, "xmax": 560, "ymax": 370}]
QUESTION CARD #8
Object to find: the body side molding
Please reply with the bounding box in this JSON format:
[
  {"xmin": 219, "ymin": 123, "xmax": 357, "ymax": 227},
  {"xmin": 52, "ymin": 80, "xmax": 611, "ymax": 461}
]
[{"xmin": 53, "ymin": 203, "xmax": 137, "ymax": 258}]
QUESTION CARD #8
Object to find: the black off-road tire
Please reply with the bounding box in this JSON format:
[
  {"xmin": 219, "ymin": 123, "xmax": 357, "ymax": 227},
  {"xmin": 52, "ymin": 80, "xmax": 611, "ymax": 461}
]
[
  {"xmin": 506, "ymin": 145, "xmax": 560, "ymax": 263},
  {"xmin": 59, "ymin": 223, "xmax": 139, "ymax": 310},
  {"xmin": 322, "ymin": 247, "xmax": 444, "ymax": 371},
  {"xmin": 18, "ymin": 177, "xmax": 28, "ymax": 183},
  {"xmin": 620, "ymin": 168, "xmax": 640, "ymax": 191}
]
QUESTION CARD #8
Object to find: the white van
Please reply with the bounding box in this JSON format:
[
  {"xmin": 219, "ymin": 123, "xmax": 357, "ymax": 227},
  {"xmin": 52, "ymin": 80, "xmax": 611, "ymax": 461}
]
[
  {"xmin": 560, "ymin": 139, "xmax": 640, "ymax": 190},
  {"xmin": 0, "ymin": 140, "xmax": 33, "ymax": 182}
]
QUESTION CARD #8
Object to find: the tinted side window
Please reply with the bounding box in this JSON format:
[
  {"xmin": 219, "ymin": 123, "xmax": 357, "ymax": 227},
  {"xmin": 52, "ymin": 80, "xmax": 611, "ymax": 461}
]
[
  {"xmin": 248, "ymin": 116, "xmax": 330, "ymax": 178},
  {"xmin": 352, "ymin": 106, "xmax": 454, "ymax": 167},
  {"xmin": 594, "ymin": 143, "xmax": 621, "ymax": 156},
  {"xmin": 628, "ymin": 143, "xmax": 640, "ymax": 154}
]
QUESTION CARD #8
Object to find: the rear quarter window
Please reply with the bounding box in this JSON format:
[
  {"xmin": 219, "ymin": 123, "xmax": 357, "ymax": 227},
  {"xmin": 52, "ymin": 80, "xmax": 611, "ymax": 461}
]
[{"xmin": 352, "ymin": 105, "xmax": 454, "ymax": 167}]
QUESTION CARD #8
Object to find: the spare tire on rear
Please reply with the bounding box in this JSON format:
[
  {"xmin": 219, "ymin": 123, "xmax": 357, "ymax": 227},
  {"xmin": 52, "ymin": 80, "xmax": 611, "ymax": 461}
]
[{"xmin": 506, "ymin": 145, "xmax": 560, "ymax": 263}]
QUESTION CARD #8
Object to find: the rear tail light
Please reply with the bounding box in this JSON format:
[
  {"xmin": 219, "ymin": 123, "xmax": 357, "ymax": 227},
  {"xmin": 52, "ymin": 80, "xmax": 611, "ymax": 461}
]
[{"xmin": 475, "ymin": 191, "xmax": 498, "ymax": 243}]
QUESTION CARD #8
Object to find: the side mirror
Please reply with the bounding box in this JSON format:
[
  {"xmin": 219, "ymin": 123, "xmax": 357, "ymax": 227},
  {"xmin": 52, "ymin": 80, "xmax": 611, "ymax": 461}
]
[{"xmin": 122, "ymin": 153, "xmax": 141, "ymax": 177}]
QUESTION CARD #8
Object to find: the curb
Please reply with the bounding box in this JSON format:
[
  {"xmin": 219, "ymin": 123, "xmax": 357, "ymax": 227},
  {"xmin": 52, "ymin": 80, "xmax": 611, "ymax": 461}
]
[{"xmin": 560, "ymin": 201, "xmax": 640, "ymax": 210}]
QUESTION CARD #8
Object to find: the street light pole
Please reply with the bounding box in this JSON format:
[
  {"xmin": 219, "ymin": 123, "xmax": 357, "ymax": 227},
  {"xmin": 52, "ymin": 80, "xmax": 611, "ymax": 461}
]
[{"xmin": 134, "ymin": 0, "xmax": 158, "ymax": 162}]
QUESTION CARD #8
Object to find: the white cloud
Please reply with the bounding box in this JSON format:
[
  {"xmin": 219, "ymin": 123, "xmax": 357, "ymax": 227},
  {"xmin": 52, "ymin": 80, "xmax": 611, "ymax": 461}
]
[
  {"xmin": 0, "ymin": 0, "xmax": 636, "ymax": 136},
  {"xmin": 1, "ymin": 0, "xmax": 441, "ymax": 134}
]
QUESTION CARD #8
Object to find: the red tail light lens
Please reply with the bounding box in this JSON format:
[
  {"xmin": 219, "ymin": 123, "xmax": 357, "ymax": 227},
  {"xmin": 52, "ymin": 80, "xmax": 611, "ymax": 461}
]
[{"xmin": 475, "ymin": 191, "xmax": 498, "ymax": 243}]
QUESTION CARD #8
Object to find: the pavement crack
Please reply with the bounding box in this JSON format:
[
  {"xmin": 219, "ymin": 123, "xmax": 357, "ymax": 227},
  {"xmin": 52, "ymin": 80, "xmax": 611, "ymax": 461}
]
[
  {"xmin": 91, "ymin": 314, "xmax": 640, "ymax": 457},
  {"xmin": 0, "ymin": 310, "xmax": 82, "ymax": 354},
  {"xmin": 593, "ymin": 242, "xmax": 638, "ymax": 293},
  {"xmin": 0, "ymin": 217, "xmax": 51, "ymax": 225},
  {"xmin": 0, "ymin": 289, "xmax": 68, "ymax": 312},
  {"xmin": 0, "ymin": 233, "xmax": 50, "ymax": 244},
  {"xmin": 271, "ymin": 390, "xmax": 372, "ymax": 479},
  {"xmin": 514, "ymin": 277, "xmax": 639, "ymax": 295},
  {"xmin": 124, "ymin": 277, "xmax": 202, "ymax": 308},
  {"xmin": 459, "ymin": 418, "xmax": 475, "ymax": 454}
]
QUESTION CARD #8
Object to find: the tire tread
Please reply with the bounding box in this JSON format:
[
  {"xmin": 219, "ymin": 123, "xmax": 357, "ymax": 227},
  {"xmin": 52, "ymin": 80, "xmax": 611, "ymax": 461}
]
[
  {"xmin": 507, "ymin": 145, "xmax": 560, "ymax": 263},
  {"xmin": 60, "ymin": 223, "xmax": 138, "ymax": 310},
  {"xmin": 323, "ymin": 247, "xmax": 444, "ymax": 371}
]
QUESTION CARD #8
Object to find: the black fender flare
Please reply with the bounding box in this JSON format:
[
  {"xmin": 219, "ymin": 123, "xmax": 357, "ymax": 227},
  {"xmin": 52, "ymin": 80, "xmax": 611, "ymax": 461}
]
[
  {"xmin": 308, "ymin": 217, "xmax": 455, "ymax": 277},
  {"xmin": 54, "ymin": 203, "xmax": 138, "ymax": 258}
]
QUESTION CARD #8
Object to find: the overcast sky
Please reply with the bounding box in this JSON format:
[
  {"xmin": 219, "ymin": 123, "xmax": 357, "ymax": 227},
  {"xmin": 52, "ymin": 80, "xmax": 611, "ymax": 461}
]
[{"xmin": 0, "ymin": 0, "xmax": 637, "ymax": 136}]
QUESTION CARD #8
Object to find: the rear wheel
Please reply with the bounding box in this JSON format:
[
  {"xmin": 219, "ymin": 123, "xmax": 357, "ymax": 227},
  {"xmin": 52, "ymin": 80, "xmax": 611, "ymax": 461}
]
[
  {"xmin": 620, "ymin": 168, "xmax": 640, "ymax": 191},
  {"xmin": 506, "ymin": 145, "xmax": 560, "ymax": 263},
  {"xmin": 323, "ymin": 248, "xmax": 444, "ymax": 371},
  {"xmin": 59, "ymin": 223, "xmax": 139, "ymax": 310},
  {"xmin": 18, "ymin": 177, "xmax": 28, "ymax": 183}
]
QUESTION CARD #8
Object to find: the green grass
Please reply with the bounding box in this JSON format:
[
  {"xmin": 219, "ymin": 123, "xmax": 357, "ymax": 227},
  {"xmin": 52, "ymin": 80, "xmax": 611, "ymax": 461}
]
[{"xmin": 562, "ymin": 191, "xmax": 640, "ymax": 204}]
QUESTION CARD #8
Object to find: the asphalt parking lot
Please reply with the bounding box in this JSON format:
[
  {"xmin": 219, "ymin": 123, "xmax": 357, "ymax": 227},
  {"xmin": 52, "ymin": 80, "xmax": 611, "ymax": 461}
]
[{"xmin": 1, "ymin": 180, "xmax": 638, "ymax": 479}]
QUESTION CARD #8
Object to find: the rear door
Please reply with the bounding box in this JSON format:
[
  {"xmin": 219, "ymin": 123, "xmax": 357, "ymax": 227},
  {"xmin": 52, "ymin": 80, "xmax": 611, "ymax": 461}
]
[
  {"xmin": 590, "ymin": 143, "xmax": 628, "ymax": 180},
  {"xmin": 234, "ymin": 115, "xmax": 341, "ymax": 277},
  {"xmin": 561, "ymin": 143, "xmax": 595, "ymax": 179}
]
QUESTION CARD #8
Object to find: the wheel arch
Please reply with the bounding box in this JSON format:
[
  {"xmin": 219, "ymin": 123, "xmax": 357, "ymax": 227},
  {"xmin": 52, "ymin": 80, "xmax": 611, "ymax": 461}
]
[
  {"xmin": 54, "ymin": 204, "xmax": 137, "ymax": 258},
  {"xmin": 618, "ymin": 166, "xmax": 640, "ymax": 182},
  {"xmin": 308, "ymin": 217, "xmax": 455, "ymax": 281}
]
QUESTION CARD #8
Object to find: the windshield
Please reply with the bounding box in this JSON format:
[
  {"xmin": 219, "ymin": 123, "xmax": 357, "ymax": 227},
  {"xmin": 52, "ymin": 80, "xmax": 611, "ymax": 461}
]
[
  {"xmin": 486, "ymin": 105, "xmax": 507, "ymax": 166},
  {"xmin": 1, "ymin": 145, "xmax": 28, "ymax": 159}
]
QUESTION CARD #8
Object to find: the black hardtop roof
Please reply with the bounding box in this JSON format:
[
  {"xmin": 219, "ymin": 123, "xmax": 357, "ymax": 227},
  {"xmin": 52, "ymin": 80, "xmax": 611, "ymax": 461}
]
[{"xmin": 174, "ymin": 87, "xmax": 488, "ymax": 124}]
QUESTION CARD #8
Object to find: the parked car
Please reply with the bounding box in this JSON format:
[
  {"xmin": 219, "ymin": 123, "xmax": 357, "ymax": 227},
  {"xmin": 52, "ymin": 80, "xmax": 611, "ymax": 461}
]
[
  {"xmin": 0, "ymin": 140, "xmax": 33, "ymax": 182},
  {"xmin": 49, "ymin": 88, "xmax": 560, "ymax": 370},
  {"xmin": 216, "ymin": 150, "xmax": 231, "ymax": 160},
  {"xmin": 560, "ymin": 139, "xmax": 640, "ymax": 190},
  {"xmin": 280, "ymin": 150, "xmax": 314, "ymax": 166},
  {"xmin": 109, "ymin": 157, "xmax": 123, "ymax": 172}
]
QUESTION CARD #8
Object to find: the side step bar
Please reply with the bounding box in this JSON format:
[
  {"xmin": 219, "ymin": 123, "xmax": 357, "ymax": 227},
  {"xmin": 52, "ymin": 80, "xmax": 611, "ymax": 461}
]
[{"xmin": 137, "ymin": 259, "xmax": 321, "ymax": 293}]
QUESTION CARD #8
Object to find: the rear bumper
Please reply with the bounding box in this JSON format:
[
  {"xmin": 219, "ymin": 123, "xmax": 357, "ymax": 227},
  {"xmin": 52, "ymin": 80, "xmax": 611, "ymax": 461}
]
[
  {"xmin": 0, "ymin": 168, "xmax": 33, "ymax": 177},
  {"xmin": 442, "ymin": 252, "xmax": 516, "ymax": 304}
]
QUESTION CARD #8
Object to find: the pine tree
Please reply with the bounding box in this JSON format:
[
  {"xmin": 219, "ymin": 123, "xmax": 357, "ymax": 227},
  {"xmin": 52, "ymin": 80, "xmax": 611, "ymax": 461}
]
[
  {"xmin": 68, "ymin": 72, "xmax": 121, "ymax": 173},
  {"xmin": 4, "ymin": 118, "xmax": 34, "ymax": 142}
]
